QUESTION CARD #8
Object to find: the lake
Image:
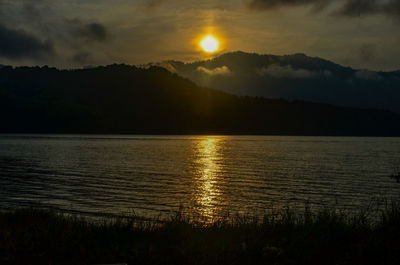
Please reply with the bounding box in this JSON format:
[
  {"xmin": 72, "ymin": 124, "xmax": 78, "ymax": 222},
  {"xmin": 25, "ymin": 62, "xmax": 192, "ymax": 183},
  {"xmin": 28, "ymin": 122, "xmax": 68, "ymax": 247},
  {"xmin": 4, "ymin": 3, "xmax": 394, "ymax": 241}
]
[{"xmin": 1, "ymin": 135, "xmax": 400, "ymax": 221}]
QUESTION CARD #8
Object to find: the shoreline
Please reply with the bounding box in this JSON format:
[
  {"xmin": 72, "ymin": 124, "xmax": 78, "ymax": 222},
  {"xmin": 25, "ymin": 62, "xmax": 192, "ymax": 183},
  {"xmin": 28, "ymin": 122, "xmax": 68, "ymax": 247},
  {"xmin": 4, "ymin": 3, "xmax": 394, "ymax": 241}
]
[{"xmin": 2, "ymin": 205, "xmax": 400, "ymax": 265}]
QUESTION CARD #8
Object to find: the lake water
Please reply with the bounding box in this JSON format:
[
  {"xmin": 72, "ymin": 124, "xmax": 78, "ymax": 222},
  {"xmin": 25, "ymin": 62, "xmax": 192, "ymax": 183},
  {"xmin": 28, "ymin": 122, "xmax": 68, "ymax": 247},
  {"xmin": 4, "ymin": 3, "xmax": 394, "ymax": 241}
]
[{"xmin": 1, "ymin": 135, "xmax": 400, "ymax": 221}]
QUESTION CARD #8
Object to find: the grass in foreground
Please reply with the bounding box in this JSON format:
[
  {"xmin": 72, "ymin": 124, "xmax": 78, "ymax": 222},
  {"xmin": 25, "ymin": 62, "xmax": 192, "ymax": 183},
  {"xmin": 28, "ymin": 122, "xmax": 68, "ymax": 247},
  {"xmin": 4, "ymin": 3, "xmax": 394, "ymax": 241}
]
[{"xmin": 1, "ymin": 205, "xmax": 400, "ymax": 265}]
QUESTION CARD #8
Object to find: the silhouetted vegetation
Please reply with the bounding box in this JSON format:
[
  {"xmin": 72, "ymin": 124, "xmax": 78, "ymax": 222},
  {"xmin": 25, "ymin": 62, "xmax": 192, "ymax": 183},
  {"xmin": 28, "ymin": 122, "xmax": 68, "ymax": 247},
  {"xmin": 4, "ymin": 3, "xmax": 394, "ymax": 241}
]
[
  {"xmin": 1, "ymin": 205, "xmax": 400, "ymax": 265},
  {"xmin": 1, "ymin": 64, "xmax": 400, "ymax": 135}
]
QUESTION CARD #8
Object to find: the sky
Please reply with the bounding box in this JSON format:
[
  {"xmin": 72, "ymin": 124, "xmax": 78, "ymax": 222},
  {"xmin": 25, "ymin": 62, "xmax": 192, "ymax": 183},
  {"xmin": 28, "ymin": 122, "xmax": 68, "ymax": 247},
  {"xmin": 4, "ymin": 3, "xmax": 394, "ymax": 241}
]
[{"xmin": 1, "ymin": 0, "xmax": 400, "ymax": 71}]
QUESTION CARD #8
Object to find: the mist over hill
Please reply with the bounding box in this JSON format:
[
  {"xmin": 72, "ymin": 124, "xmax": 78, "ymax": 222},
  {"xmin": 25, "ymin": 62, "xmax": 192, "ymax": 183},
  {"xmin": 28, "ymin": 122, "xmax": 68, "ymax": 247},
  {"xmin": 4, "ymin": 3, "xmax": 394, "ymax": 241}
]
[
  {"xmin": 164, "ymin": 52, "xmax": 400, "ymax": 113},
  {"xmin": 1, "ymin": 64, "xmax": 400, "ymax": 135}
]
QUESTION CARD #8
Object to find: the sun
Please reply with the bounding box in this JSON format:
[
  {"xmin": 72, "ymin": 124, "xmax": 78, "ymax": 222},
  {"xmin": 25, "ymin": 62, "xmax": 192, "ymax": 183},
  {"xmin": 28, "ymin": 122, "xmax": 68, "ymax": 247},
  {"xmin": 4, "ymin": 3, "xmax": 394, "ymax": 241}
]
[{"xmin": 200, "ymin": 35, "xmax": 219, "ymax": 53}]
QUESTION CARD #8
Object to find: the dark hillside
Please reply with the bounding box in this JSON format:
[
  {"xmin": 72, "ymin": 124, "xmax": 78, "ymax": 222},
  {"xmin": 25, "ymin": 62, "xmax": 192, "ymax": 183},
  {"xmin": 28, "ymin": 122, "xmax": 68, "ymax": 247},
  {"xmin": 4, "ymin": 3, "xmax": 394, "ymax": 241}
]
[{"xmin": 1, "ymin": 64, "xmax": 399, "ymax": 135}]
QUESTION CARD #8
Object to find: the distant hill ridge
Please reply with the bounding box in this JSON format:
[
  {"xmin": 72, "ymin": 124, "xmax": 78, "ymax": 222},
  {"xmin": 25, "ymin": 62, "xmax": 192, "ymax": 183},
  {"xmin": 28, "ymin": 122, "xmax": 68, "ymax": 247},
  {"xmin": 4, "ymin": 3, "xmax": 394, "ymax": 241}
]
[
  {"xmin": 1, "ymin": 63, "xmax": 400, "ymax": 135},
  {"xmin": 162, "ymin": 51, "xmax": 400, "ymax": 113}
]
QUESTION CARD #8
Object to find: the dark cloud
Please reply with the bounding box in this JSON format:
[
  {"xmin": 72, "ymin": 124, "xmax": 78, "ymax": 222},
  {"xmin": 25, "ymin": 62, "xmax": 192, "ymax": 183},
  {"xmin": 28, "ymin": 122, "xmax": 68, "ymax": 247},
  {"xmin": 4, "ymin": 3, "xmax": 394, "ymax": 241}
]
[
  {"xmin": 0, "ymin": 24, "xmax": 54, "ymax": 59},
  {"xmin": 0, "ymin": 1, "xmax": 110, "ymax": 64},
  {"xmin": 0, "ymin": 1, "xmax": 4, "ymax": 15},
  {"xmin": 337, "ymin": 0, "xmax": 400, "ymax": 19},
  {"xmin": 87, "ymin": 23, "xmax": 108, "ymax": 41},
  {"xmin": 72, "ymin": 51, "xmax": 92, "ymax": 64},
  {"xmin": 0, "ymin": 0, "xmax": 49, "ymax": 23},
  {"xmin": 19, "ymin": 1, "xmax": 55, "ymax": 33},
  {"xmin": 21, "ymin": 1, "xmax": 42, "ymax": 21},
  {"xmin": 68, "ymin": 19, "xmax": 109, "ymax": 42},
  {"xmin": 248, "ymin": 0, "xmax": 400, "ymax": 19},
  {"xmin": 144, "ymin": 0, "xmax": 166, "ymax": 10},
  {"xmin": 247, "ymin": 0, "xmax": 330, "ymax": 11},
  {"xmin": 338, "ymin": 0, "xmax": 380, "ymax": 17},
  {"xmin": 384, "ymin": 0, "xmax": 400, "ymax": 19}
]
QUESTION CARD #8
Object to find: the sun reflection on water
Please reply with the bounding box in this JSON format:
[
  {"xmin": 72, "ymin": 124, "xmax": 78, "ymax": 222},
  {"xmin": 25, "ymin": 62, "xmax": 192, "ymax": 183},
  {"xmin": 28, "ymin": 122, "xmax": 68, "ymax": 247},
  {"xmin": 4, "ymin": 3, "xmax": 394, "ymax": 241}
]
[{"xmin": 193, "ymin": 136, "xmax": 225, "ymax": 221}]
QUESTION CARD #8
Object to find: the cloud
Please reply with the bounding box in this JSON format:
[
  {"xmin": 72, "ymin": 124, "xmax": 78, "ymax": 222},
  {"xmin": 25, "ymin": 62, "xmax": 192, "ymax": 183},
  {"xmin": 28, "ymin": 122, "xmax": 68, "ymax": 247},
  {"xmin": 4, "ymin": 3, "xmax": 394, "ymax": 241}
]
[
  {"xmin": 11, "ymin": 1, "xmax": 109, "ymax": 43},
  {"xmin": 248, "ymin": 0, "xmax": 400, "ymax": 19},
  {"xmin": 68, "ymin": 19, "xmax": 109, "ymax": 42},
  {"xmin": 21, "ymin": 1, "xmax": 41, "ymax": 21},
  {"xmin": 385, "ymin": 0, "xmax": 400, "ymax": 19},
  {"xmin": 143, "ymin": 0, "xmax": 166, "ymax": 10},
  {"xmin": 72, "ymin": 51, "xmax": 92, "ymax": 64},
  {"xmin": 355, "ymin": 70, "xmax": 381, "ymax": 80},
  {"xmin": 156, "ymin": 61, "xmax": 177, "ymax": 73},
  {"xmin": 256, "ymin": 64, "xmax": 330, "ymax": 79},
  {"xmin": 196, "ymin": 66, "xmax": 231, "ymax": 76},
  {"xmin": 247, "ymin": 0, "xmax": 330, "ymax": 11},
  {"xmin": 337, "ymin": 0, "xmax": 400, "ymax": 19},
  {"xmin": 0, "ymin": 1, "xmax": 110, "ymax": 64},
  {"xmin": 0, "ymin": 24, "xmax": 54, "ymax": 59},
  {"xmin": 338, "ymin": 0, "xmax": 380, "ymax": 17}
]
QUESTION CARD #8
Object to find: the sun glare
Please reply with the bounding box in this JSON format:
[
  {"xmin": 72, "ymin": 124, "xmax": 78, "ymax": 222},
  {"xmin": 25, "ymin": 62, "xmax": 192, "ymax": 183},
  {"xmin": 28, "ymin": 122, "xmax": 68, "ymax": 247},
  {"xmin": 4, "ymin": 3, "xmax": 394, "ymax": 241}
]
[{"xmin": 200, "ymin": 35, "xmax": 219, "ymax": 53}]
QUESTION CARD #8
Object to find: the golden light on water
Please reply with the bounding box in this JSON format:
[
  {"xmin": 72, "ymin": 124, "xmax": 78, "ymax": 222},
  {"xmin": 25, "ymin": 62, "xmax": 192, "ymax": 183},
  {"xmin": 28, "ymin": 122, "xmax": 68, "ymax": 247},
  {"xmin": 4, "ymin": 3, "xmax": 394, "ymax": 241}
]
[
  {"xmin": 194, "ymin": 136, "xmax": 224, "ymax": 220},
  {"xmin": 200, "ymin": 35, "xmax": 219, "ymax": 53}
]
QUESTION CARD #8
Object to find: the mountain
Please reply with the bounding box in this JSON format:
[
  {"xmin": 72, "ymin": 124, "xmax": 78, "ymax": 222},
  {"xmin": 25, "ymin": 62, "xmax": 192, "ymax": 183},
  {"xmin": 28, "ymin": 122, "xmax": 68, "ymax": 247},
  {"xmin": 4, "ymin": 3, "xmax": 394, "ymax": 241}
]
[
  {"xmin": 1, "ymin": 64, "xmax": 400, "ymax": 136},
  {"xmin": 164, "ymin": 51, "xmax": 400, "ymax": 113}
]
